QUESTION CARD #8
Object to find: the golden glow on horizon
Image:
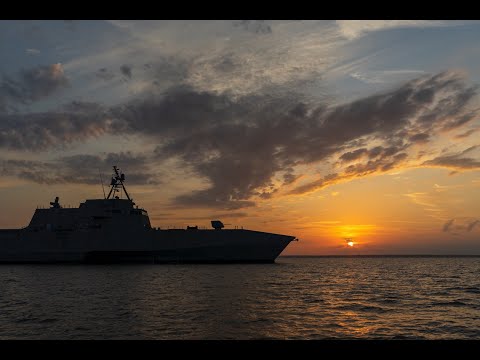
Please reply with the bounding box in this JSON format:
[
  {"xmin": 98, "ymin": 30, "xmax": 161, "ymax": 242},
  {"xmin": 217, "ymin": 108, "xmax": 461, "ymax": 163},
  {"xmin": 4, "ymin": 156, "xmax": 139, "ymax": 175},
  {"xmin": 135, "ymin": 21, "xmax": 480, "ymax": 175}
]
[
  {"xmin": 1, "ymin": 165, "xmax": 479, "ymax": 255},
  {"xmin": 338, "ymin": 224, "xmax": 377, "ymax": 240},
  {"xmin": 347, "ymin": 241, "xmax": 354, "ymax": 247}
]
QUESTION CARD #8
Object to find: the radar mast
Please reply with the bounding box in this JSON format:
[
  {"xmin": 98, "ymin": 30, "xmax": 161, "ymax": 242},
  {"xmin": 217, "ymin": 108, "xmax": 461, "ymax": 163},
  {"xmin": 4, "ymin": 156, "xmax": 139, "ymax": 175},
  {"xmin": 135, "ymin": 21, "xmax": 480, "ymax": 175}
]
[{"xmin": 106, "ymin": 166, "xmax": 132, "ymax": 201}]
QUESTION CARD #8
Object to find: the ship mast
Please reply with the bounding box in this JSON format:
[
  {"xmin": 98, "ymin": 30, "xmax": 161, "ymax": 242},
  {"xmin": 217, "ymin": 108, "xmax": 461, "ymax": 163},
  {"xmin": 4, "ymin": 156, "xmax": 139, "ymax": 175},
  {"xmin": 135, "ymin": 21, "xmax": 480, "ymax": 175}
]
[{"xmin": 106, "ymin": 166, "xmax": 132, "ymax": 201}]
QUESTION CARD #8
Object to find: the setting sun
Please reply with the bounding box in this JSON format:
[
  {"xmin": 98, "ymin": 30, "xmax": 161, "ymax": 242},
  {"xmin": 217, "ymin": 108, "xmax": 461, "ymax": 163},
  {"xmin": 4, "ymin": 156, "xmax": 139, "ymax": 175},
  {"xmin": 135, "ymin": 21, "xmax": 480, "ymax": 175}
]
[{"xmin": 347, "ymin": 241, "xmax": 354, "ymax": 247}]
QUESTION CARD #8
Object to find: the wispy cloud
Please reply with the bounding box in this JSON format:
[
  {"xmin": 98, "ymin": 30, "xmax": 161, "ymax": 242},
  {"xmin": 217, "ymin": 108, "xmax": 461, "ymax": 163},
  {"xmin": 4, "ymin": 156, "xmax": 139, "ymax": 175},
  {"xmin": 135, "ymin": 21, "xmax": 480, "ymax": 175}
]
[
  {"xmin": 336, "ymin": 20, "xmax": 470, "ymax": 40},
  {"xmin": 25, "ymin": 48, "xmax": 40, "ymax": 55},
  {"xmin": 454, "ymin": 128, "xmax": 479, "ymax": 139},
  {"xmin": 423, "ymin": 146, "xmax": 480, "ymax": 171},
  {"xmin": 350, "ymin": 69, "xmax": 426, "ymax": 84},
  {"xmin": 443, "ymin": 217, "xmax": 480, "ymax": 234},
  {"xmin": 64, "ymin": 20, "xmax": 342, "ymax": 100}
]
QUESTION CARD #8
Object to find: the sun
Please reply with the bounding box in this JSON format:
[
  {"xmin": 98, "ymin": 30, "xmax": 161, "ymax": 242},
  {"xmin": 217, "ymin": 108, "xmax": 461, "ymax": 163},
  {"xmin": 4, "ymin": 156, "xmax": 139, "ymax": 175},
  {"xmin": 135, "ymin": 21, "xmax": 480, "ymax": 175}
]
[{"xmin": 343, "ymin": 237, "xmax": 355, "ymax": 247}]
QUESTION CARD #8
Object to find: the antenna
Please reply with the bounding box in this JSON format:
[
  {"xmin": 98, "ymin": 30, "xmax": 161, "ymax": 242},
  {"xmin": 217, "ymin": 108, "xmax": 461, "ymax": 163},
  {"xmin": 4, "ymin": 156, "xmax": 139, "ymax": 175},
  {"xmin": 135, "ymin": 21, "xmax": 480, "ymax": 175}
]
[
  {"xmin": 99, "ymin": 169, "xmax": 106, "ymax": 199},
  {"xmin": 106, "ymin": 165, "xmax": 132, "ymax": 201}
]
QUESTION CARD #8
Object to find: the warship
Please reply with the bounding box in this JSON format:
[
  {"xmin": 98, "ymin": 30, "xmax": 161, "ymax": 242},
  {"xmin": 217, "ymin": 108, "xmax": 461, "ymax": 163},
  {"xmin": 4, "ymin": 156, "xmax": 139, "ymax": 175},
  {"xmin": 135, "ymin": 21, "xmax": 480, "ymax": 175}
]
[{"xmin": 0, "ymin": 166, "xmax": 296, "ymax": 263}]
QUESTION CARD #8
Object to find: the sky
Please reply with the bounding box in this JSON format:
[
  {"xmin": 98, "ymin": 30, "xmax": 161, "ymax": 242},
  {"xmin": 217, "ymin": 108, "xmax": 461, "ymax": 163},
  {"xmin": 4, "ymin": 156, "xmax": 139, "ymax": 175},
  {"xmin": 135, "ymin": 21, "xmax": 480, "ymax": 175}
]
[{"xmin": 0, "ymin": 20, "xmax": 479, "ymax": 255}]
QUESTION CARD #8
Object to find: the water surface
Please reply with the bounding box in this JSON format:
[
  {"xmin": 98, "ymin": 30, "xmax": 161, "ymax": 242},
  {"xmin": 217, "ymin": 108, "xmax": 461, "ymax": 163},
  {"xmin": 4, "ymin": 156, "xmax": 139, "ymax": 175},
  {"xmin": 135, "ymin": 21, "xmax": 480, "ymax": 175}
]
[{"xmin": 1, "ymin": 256, "xmax": 479, "ymax": 339}]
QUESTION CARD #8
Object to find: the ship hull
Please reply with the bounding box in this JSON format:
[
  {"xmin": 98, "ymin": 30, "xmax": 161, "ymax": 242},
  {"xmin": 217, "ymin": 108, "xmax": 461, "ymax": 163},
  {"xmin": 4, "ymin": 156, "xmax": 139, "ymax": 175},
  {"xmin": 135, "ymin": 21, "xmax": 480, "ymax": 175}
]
[{"xmin": 0, "ymin": 229, "xmax": 294, "ymax": 264}]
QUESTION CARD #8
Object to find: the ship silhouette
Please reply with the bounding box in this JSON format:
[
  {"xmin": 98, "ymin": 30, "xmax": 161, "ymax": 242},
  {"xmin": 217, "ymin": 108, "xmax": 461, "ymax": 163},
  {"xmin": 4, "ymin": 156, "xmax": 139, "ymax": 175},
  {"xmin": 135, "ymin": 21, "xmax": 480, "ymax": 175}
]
[{"xmin": 0, "ymin": 166, "xmax": 296, "ymax": 263}]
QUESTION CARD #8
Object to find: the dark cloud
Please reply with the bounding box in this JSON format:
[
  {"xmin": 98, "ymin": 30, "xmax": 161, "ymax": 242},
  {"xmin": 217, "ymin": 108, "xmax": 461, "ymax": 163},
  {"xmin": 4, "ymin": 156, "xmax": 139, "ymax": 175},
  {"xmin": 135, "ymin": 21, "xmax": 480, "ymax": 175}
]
[
  {"xmin": 344, "ymin": 152, "xmax": 408, "ymax": 175},
  {"xmin": 0, "ymin": 70, "xmax": 478, "ymax": 209},
  {"xmin": 120, "ymin": 64, "xmax": 132, "ymax": 79},
  {"xmin": 126, "ymin": 89, "xmax": 302, "ymax": 208},
  {"xmin": 0, "ymin": 152, "xmax": 159, "ymax": 186},
  {"xmin": 288, "ymin": 173, "xmax": 340, "ymax": 195},
  {"xmin": 340, "ymin": 146, "xmax": 410, "ymax": 164},
  {"xmin": 409, "ymin": 133, "xmax": 430, "ymax": 143},
  {"xmin": 443, "ymin": 218, "xmax": 455, "ymax": 232},
  {"xmin": 413, "ymin": 72, "xmax": 478, "ymax": 131},
  {"xmin": 423, "ymin": 146, "xmax": 480, "ymax": 170},
  {"xmin": 0, "ymin": 101, "xmax": 109, "ymax": 150},
  {"xmin": 111, "ymin": 86, "xmax": 236, "ymax": 138},
  {"xmin": 443, "ymin": 217, "xmax": 480, "ymax": 234},
  {"xmin": 424, "ymin": 156, "xmax": 480, "ymax": 170},
  {"xmin": 339, "ymin": 148, "xmax": 368, "ymax": 162},
  {"xmin": 283, "ymin": 170, "xmax": 300, "ymax": 185},
  {"xmin": 0, "ymin": 63, "xmax": 69, "ymax": 111},
  {"xmin": 234, "ymin": 20, "xmax": 272, "ymax": 35},
  {"xmin": 285, "ymin": 72, "xmax": 478, "ymax": 195},
  {"xmin": 58, "ymin": 153, "xmax": 160, "ymax": 185}
]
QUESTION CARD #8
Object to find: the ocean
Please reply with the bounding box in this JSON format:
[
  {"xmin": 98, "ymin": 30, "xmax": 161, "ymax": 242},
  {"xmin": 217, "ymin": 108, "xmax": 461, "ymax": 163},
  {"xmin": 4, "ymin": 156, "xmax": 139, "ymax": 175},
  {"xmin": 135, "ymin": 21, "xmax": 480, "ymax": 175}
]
[{"xmin": 0, "ymin": 256, "xmax": 479, "ymax": 340}]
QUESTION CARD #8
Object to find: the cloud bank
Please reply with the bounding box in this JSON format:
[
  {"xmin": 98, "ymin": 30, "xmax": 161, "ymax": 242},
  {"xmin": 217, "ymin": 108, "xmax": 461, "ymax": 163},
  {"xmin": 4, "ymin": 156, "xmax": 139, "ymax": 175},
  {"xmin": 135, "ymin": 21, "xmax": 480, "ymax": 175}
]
[{"xmin": 0, "ymin": 63, "xmax": 478, "ymax": 209}]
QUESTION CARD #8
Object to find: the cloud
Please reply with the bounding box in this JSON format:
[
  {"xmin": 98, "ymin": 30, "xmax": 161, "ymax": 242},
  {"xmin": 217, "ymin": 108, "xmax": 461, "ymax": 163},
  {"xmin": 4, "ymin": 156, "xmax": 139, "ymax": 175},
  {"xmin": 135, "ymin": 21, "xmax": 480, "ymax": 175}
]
[
  {"xmin": 409, "ymin": 133, "xmax": 430, "ymax": 143},
  {"xmin": 289, "ymin": 173, "xmax": 340, "ymax": 195},
  {"xmin": 120, "ymin": 64, "xmax": 132, "ymax": 79},
  {"xmin": 467, "ymin": 220, "xmax": 480, "ymax": 232},
  {"xmin": 0, "ymin": 152, "xmax": 160, "ymax": 186},
  {"xmin": 62, "ymin": 21, "xmax": 340, "ymax": 100},
  {"xmin": 0, "ymin": 70, "xmax": 478, "ymax": 209},
  {"xmin": 336, "ymin": 20, "xmax": 468, "ymax": 40},
  {"xmin": 58, "ymin": 153, "xmax": 160, "ymax": 185},
  {"xmin": 283, "ymin": 170, "xmax": 300, "ymax": 185},
  {"xmin": 443, "ymin": 218, "xmax": 455, "ymax": 232},
  {"xmin": 350, "ymin": 69, "xmax": 426, "ymax": 84},
  {"xmin": 26, "ymin": 48, "xmax": 40, "ymax": 55},
  {"xmin": 146, "ymin": 56, "xmax": 192, "ymax": 89},
  {"xmin": 287, "ymin": 71, "xmax": 478, "ymax": 195},
  {"xmin": 423, "ymin": 146, "xmax": 480, "ymax": 171},
  {"xmin": 443, "ymin": 217, "xmax": 480, "ymax": 234},
  {"xmin": 339, "ymin": 148, "xmax": 369, "ymax": 162},
  {"xmin": 454, "ymin": 128, "xmax": 478, "ymax": 139},
  {"xmin": 0, "ymin": 63, "xmax": 69, "ymax": 111},
  {"xmin": 0, "ymin": 101, "xmax": 110, "ymax": 150},
  {"xmin": 233, "ymin": 20, "xmax": 272, "ymax": 35}
]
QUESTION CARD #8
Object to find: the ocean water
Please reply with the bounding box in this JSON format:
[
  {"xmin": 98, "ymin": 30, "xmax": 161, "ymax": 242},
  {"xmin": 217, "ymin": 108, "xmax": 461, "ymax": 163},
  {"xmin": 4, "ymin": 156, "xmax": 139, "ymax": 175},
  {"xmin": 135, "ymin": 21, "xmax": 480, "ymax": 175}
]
[{"xmin": 0, "ymin": 256, "xmax": 479, "ymax": 340}]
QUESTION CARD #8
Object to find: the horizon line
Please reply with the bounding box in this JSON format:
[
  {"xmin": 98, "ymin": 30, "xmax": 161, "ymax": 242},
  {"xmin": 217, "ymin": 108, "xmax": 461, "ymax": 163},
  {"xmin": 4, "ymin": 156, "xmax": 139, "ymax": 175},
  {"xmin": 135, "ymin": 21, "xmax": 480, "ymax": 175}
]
[{"xmin": 280, "ymin": 254, "xmax": 480, "ymax": 257}]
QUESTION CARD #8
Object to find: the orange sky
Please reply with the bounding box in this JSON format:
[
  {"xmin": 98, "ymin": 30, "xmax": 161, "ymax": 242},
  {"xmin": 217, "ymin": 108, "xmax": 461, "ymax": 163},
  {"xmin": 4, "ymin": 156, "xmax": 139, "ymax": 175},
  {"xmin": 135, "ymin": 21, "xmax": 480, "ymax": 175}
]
[{"xmin": 1, "ymin": 165, "xmax": 478, "ymax": 255}]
